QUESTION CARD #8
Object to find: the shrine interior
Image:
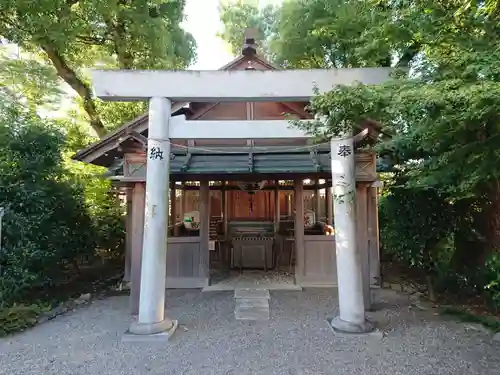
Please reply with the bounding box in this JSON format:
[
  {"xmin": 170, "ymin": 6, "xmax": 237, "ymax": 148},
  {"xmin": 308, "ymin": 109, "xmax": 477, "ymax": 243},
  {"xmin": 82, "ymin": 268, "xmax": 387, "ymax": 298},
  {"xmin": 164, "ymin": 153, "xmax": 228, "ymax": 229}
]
[{"xmin": 169, "ymin": 179, "xmax": 334, "ymax": 288}]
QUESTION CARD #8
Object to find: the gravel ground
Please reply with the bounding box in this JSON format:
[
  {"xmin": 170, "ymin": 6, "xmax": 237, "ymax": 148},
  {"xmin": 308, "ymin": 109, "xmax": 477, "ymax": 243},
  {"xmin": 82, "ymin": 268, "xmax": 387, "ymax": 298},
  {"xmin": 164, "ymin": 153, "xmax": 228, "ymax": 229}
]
[{"xmin": 0, "ymin": 288, "xmax": 498, "ymax": 375}]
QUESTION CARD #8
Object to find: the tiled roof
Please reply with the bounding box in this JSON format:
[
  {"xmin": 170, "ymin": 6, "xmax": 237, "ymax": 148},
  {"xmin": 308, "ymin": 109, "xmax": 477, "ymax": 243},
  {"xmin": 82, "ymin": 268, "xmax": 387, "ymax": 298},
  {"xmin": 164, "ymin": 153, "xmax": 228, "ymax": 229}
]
[{"xmin": 112, "ymin": 145, "xmax": 387, "ymax": 180}]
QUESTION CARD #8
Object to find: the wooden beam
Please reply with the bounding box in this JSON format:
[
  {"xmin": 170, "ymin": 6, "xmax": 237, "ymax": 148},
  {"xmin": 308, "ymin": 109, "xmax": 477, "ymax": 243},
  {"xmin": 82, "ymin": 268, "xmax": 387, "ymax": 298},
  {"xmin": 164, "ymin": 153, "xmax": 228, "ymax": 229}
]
[
  {"xmin": 189, "ymin": 102, "xmax": 220, "ymax": 120},
  {"xmin": 281, "ymin": 102, "xmax": 312, "ymax": 119},
  {"xmin": 353, "ymin": 128, "xmax": 370, "ymax": 144},
  {"xmin": 110, "ymin": 172, "xmax": 377, "ymax": 184},
  {"xmin": 178, "ymin": 184, "xmax": 321, "ymax": 191},
  {"xmin": 125, "ymin": 130, "xmax": 148, "ymax": 147}
]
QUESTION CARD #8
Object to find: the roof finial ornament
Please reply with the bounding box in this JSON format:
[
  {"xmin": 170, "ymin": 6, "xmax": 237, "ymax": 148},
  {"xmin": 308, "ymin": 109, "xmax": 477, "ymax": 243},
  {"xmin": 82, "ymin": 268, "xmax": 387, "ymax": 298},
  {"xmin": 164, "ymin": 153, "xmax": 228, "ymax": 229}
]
[{"xmin": 242, "ymin": 27, "xmax": 258, "ymax": 57}]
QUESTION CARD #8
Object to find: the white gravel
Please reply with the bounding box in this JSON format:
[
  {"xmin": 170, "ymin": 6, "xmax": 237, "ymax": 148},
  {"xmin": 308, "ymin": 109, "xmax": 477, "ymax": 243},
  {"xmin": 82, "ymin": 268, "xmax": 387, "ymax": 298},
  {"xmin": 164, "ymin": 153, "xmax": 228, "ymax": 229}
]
[{"xmin": 0, "ymin": 288, "xmax": 498, "ymax": 375}]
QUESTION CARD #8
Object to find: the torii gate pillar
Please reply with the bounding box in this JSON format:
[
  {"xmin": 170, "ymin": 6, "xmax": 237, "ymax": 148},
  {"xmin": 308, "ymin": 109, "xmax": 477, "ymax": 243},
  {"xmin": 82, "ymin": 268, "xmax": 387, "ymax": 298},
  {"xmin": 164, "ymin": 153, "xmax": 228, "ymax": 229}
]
[
  {"xmin": 126, "ymin": 97, "xmax": 178, "ymax": 340},
  {"xmin": 329, "ymin": 134, "xmax": 374, "ymax": 333}
]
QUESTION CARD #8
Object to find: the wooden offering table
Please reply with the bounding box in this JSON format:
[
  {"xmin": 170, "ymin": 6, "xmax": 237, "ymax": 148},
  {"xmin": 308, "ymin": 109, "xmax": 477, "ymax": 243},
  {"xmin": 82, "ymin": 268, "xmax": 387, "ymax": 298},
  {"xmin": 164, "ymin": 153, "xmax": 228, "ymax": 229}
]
[
  {"xmin": 228, "ymin": 220, "xmax": 275, "ymax": 271},
  {"xmin": 231, "ymin": 235, "xmax": 274, "ymax": 271}
]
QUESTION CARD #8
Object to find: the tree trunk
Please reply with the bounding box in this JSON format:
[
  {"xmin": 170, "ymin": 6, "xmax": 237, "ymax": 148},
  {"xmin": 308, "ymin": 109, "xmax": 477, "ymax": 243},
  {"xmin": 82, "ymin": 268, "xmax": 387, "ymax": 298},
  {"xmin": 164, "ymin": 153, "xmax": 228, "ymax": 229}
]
[
  {"xmin": 395, "ymin": 43, "xmax": 421, "ymax": 68},
  {"xmin": 451, "ymin": 198, "xmax": 484, "ymax": 272},
  {"xmin": 452, "ymin": 231, "xmax": 484, "ymax": 272},
  {"xmin": 483, "ymin": 181, "xmax": 500, "ymax": 255},
  {"xmin": 41, "ymin": 45, "xmax": 107, "ymax": 138},
  {"xmin": 424, "ymin": 240, "xmax": 440, "ymax": 302},
  {"xmin": 426, "ymin": 275, "xmax": 437, "ymax": 302}
]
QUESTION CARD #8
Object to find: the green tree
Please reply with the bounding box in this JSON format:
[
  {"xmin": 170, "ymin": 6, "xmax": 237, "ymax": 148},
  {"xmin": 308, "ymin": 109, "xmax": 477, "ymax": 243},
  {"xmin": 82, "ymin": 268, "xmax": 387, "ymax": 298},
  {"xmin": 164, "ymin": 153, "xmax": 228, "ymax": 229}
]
[
  {"xmin": 0, "ymin": 0, "xmax": 196, "ymax": 136},
  {"xmin": 298, "ymin": 0, "xmax": 500, "ymax": 259},
  {"xmin": 0, "ymin": 78, "xmax": 125, "ymax": 304},
  {"xmin": 0, "ymin": 46, "xmax": 63, "ymax": 111},
  {"xmin": 219, "ymin": 0, "xmax": 416, "ymax": 68},
  {"xmin": 270, "ymin": 0, "xmax": 393, "ymax": 68},
  {"xmin": 218, "ymin": 0, "xmax": 278, "ymax": 60},
  {"xmin": 0, "ymin": 87, "xmax": 94, "ymax": 301}
]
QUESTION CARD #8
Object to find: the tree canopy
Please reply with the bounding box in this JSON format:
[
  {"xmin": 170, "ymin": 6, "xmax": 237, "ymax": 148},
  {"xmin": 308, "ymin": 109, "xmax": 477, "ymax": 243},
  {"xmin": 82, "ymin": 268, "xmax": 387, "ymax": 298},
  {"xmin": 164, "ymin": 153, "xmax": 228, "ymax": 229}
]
[
  {"xmin": 218, "ymin": 0, "xmax": 410, "ymax": 68},
  {"xmin": 0, "ymin": 0, "xmax": 196, "ymax": 137},
  {"xmin": 291, "ymin": 0, "xmax": 500, "ymax": 272}
]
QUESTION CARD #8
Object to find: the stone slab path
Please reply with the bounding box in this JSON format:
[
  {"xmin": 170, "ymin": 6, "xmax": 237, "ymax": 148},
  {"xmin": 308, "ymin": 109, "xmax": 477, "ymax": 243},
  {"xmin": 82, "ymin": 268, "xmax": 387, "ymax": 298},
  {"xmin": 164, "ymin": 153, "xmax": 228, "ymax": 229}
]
[{"xmin": 234, "ymin": 288, "xmax": 270, "ymax": 320}]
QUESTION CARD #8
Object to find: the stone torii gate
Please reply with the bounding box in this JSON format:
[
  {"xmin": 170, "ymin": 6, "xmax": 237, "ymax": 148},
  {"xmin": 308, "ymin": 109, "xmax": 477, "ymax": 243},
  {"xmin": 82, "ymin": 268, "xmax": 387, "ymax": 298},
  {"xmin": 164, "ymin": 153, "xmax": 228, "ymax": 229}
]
[{"xmin": 90, "ymin": 67, "xmax": 391, "ymax": 339}]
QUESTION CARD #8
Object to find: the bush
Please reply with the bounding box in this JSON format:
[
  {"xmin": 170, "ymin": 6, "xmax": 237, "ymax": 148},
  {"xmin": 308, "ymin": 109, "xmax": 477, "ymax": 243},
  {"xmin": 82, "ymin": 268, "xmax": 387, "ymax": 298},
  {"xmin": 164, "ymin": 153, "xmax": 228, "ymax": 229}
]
[
  {"xmin": 380, "ymin": 185, "xmax": 453, "ymax": 271},
  {"xmin": 484, "ymin": 253, "xmax": 500, "ymax": 311},
  {"xmin": 379, "ymin": 182, "xmax": 455, "ymax": 299},
  {"xmin": 67, "ymin": 159, "xmax": 125, "ymax": 261},
  {"xmin": 0, "ymin": 304, "xmax": 47, "ymax": 336},
  {"xmin": 0, "ymin": 119, "xmax": 94, "ymax": 304},
  {"xmin": 380, "ymin": 179, "xmax": 500, "ymax": 311},
  {"xmin": 0, "ymin": 103, "xmax": 124, "ymax": 308}
]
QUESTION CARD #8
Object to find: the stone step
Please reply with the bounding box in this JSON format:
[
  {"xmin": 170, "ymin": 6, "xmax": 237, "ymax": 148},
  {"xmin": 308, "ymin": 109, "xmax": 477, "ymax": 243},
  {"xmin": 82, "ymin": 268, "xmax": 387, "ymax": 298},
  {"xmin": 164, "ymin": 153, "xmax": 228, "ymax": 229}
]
[
  {"xmin": 236, "ymin": 298, "xmax": 269, "ymax": 308},
  {"xmin": 234, "ymin": 299, "xmax": 270, "ymax": 320},
  {"xmin": 234, "ymin": 288, "xmax": 270, "ymax": 320},
  {"xmin": 234, "ymin": 288, "xmax": 270, "ymax": 300}
]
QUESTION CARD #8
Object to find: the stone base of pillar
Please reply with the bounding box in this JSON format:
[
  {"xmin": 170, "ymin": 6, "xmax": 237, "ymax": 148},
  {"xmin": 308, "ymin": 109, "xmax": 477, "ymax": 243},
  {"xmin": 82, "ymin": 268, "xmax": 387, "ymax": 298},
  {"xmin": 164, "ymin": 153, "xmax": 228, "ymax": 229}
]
[
  {"xmin": 118, "ymin": 281, "xmax": 131, "ymax": 291},
  {"xmin": 123, "ymin": 319, "xmax": 178, "ymax": 342},
  {"xmin": 328, "ymin": 316, "xmax": 375, "ymax": 334}
]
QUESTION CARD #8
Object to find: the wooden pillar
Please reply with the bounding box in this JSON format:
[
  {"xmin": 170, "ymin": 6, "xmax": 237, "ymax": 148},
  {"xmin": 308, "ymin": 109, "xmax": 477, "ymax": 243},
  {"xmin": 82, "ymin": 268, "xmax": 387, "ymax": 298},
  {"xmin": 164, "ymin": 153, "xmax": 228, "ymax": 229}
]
[
  {"xmin": 314, "ymin": 179, "xmax": 321, "ymax": 223},
  {"xmin": 222, "ymin": 182, "xmax": 229, "ymax": 268},
  {"xmin": 267, "ymin": 190, "xmax": 272, "ymax": 220},
  {"xmin": 179, "ymin": 183, "xmax": 185, "ymax": 223},
  {"xmin": 222, "ymin": 182, "xmax": 228, "ymax": 235},
  {"xmin": 287, "ymin": 193, "xmax": 293, "ymax": 216},
  {"xmin": 220, "ymin": 184, "xmax": 224, "ymax": 219},
  {"xmin": 274, "ymin": 181, "xmax": 280, "ymax": 232},
  {"xmin": 123, "ymin": 189, "xmax": 133, "ymax": 283},
  {"xmin": 326, "ymin": 180, "xmax": 333, "ymax": 225},
  {"xmin": 208, "ymin": 184, "xmax": 212, "ymax": 221},
  {"xmin": 199, "ymin": 180, "xmax": 210, "ymax": 278},
  {"xmin": 356, "ymin": 184, "xmax": 371, "ymax": 310},
  {"xmin": 368, "ymin": 185, "xmax": 381, "ymax": 286},
  {"xmin": 274, "ymin": 182, "xmax": 281, "ymax": 265},
  {"xmin": 130, "ymin": 182, "xmax": 145, "ymax": 314},
  {"xmin": 170, "ymin": 181, "xmax": 177, "ymax": 236},
  {"xmin": 294, "ymin": 179, "xmax": 305, "ymax": 278}
]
